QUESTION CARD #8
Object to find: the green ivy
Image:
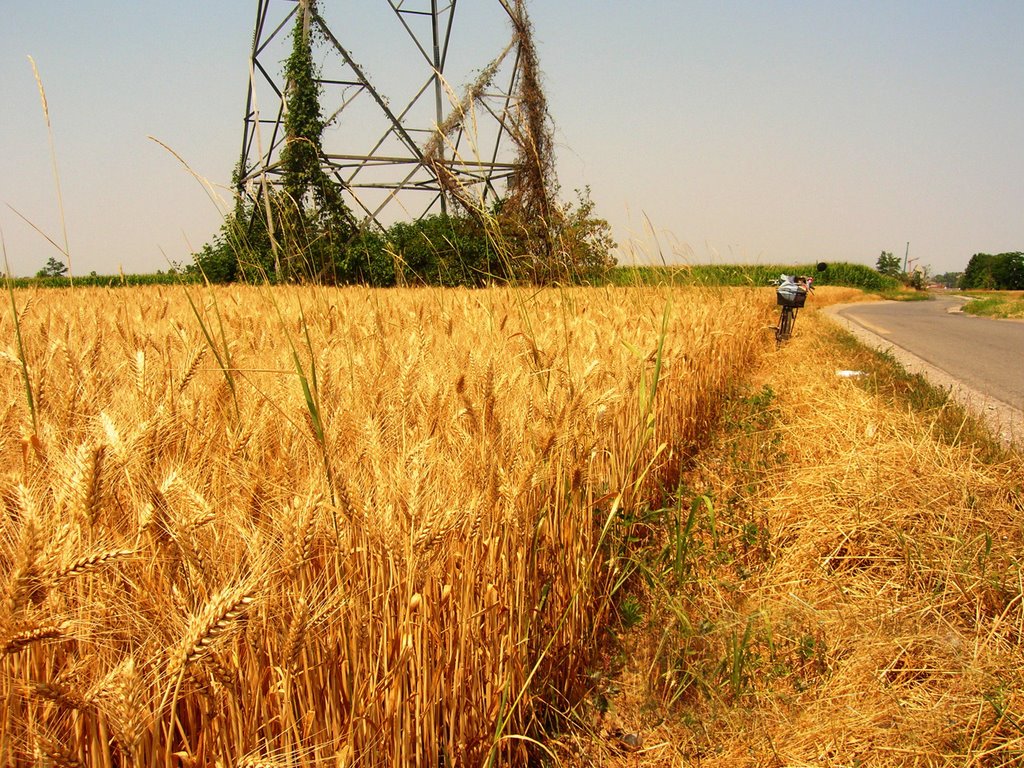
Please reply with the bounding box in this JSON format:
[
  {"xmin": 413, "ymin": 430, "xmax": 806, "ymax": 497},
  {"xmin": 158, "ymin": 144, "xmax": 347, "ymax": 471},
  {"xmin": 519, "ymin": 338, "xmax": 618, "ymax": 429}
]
[{"xmin": 276, "ymin": 0, "xmax": 356, "ymax": 282}]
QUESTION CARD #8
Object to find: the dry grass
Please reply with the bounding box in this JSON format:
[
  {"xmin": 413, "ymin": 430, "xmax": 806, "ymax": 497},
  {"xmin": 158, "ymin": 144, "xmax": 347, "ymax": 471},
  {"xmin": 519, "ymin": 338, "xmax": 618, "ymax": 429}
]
[
  {"xmin": 0, "ymin": 282, "xmax": 770, "ymax": 766},
  {"xmin": 569, "ymin": 307, "xmax": 1024, "ymax": 767}
]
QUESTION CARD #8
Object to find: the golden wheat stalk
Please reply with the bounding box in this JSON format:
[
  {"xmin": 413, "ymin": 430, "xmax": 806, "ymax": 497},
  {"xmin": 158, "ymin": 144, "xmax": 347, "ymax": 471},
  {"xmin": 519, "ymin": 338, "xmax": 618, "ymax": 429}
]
[
  {"xmin": 178, "ymin": 345, "xmax": 207, "ymax": 394},
  {"xmin": 6, "ymin": 492, "xmax": 45, "ymax": 612}
]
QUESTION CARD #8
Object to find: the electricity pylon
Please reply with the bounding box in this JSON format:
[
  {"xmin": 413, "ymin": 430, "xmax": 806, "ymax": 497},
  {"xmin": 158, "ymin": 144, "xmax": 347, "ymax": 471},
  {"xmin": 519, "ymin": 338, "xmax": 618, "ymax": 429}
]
[{"xmin": 237, "ymin": 0, "xmax": 534, "ymax": 230}]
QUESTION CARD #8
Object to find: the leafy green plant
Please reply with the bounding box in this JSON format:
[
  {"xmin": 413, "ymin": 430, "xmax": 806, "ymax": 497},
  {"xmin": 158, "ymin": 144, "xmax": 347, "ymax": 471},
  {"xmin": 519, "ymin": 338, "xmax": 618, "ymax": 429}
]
[
  {"xmin": 667, "ymin": 495, "xmax": 709, "ymax": 586},
  {"xmin": 272, "ymin": 293, "xmax": 338, "ymax": 516},
  {"xmin": 276, "ymin": 1, "xmax": 357, "ymax": 282},
  {"xmin": 182, "ymin": 283, "xmax": 239, "ymax": 419},
  {"xmin": 618, "ymin": 595, "xmax": 644, "ymax": 629},
  {"xmin": 727, "ymin": 615, "xmax": 757, "ymax": 698},
  {"xmin": 9, "ymin": 271, "xmax": 196, "ymax": 289}
]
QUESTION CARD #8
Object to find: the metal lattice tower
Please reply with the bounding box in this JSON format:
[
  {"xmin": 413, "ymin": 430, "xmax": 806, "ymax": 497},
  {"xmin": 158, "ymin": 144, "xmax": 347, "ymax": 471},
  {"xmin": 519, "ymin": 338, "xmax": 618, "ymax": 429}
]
[{"xmin": 237, "ymin": 0, "xmax": 530, "ymax": 229}]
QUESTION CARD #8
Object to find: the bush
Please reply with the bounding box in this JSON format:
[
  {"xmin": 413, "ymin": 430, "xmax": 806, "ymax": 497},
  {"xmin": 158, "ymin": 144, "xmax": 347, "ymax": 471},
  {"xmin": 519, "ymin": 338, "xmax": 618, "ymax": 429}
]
[
  {"xmin": 549, "ymin": 188, "xmax": 617, "ymax": 283},
  {"xmin": 336, "ymin": 230, "xmax": 395, "ymax": 287},
  {"xmin": 190, "ymin": 189, "xmax": 617, "ymax": 288},
  {"xmin": 385, "ymin": 215, "xmax": 504, "ymax": 287},
  {"xmin": 192, "ymin": 238, "xmax": 239, "ymax": 283}
]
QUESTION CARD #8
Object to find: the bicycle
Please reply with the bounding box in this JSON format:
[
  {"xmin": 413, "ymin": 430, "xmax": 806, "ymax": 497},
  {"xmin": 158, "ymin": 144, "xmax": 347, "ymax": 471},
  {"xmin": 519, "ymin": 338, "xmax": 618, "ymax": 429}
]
[
  {"xmin": 769, "ymin": 263, "xmax": 827, "ymax": 345},
  {"xmin": 772, "ymin": 274, "xmax": 813, "ymax": 345}
]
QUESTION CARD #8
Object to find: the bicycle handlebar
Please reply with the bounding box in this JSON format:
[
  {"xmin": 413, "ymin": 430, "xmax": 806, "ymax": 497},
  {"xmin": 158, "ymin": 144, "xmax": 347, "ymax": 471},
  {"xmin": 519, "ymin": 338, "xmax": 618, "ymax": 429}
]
[{"xmin": 770, "ymin": 275, "xmax": 816, "ymax": 290}]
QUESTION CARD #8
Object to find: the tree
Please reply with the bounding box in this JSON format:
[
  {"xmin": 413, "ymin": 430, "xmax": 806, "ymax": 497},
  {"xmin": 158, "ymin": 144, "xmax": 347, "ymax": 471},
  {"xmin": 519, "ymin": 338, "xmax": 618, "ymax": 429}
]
[
  {"xmin": 992, "ymin": 252, "xmax": 1024, "ymax": 290},
  {"xmin": 961, "ymin": 253, "xmax": 996, "ymax": 289},
  {"xmin": 36, "ymin": 256, "xmax": 68, "ymax": 278},
  {"xmin": 961, "ymin": 252, "xmax": 1023, "ymax": 290},
  {"xmin": 876, "ymin": 251, "xmax": 901, "ymax": 278},
  {"xmin": 932, "ymin": 271, "xmax": 962, "ymax": 289}
]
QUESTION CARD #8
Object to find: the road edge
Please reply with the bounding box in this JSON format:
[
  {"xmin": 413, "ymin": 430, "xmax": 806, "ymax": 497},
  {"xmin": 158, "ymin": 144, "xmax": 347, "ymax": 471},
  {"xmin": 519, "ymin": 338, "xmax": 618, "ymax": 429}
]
[{"xmin": 821, "ymin": 303, "xmax": 1023, "ymax": 447}]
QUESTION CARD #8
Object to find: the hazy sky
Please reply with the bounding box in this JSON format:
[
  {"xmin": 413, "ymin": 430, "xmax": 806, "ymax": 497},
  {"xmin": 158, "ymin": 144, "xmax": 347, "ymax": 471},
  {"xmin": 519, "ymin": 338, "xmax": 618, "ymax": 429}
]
[{"xmin": 2, "ymin": 1, "xmax": 1021, "ymax": 277}]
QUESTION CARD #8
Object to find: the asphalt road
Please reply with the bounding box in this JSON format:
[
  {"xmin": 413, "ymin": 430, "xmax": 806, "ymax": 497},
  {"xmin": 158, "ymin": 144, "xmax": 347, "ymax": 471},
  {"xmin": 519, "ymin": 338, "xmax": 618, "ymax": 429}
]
[{"xmin": 830, "ymin": 297, "xmax": 1024, "ymax": 443}]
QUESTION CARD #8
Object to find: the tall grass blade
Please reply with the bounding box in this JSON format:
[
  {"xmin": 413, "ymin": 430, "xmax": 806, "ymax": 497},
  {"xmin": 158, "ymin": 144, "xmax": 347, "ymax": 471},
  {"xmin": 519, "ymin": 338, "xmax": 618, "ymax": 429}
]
[
  {"xmin": 266, "ymin": 290, "xmax": 338, "ymax": 525},
  {"xmin": 182, "ymin": 281, "xmax": 239, "ymax": 419},
  {"xmin": 1, "ymin": 230, "xmax": 37, "ymax": 433},
  {"xmin": 28, "ymin": 56, "xmax": 71, "ymax": 285}
]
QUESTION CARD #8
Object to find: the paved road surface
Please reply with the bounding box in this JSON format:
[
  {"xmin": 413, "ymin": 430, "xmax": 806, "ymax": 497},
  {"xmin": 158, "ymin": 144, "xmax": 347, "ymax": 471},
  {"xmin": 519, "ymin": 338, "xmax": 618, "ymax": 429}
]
[{"xmin": 828, "ymin": 296, "xmax": 1024, "ymax": 444}]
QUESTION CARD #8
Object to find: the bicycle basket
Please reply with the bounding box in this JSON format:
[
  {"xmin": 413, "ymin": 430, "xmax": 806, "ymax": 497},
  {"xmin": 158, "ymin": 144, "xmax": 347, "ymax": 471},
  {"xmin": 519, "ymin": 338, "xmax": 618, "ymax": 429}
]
[{"xmin": 776, "ymin": 288, "xmax": 807, "ymax": 308}]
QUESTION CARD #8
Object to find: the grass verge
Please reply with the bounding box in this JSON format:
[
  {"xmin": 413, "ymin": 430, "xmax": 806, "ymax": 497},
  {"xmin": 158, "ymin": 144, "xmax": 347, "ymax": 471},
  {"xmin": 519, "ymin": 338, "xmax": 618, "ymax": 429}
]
[
  {"xmin": 559, "ymin": 308, "xmax": 1024, "ymax": 767},
  {"xmin": 960, "ymin": 292, "xmax": 1024, "ymax": 319},
  {"xmin": 877, "ymin": 287, "xmax": 934, "ymax": 302}
]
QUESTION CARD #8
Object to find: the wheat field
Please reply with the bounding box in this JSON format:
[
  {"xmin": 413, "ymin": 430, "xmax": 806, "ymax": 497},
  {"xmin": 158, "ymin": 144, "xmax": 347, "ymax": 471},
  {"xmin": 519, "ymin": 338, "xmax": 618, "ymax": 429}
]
[{"xmin": 0, "ymin": 283, "xmax": 770, "ymax": 766}]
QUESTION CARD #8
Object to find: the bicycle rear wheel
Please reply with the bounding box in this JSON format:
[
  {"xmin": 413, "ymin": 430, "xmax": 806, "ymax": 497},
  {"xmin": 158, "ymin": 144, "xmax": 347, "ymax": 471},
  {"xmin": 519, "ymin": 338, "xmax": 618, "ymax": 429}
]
[{"xmin": 777, "ymin": 306, "xmax": 797, "ymax": 343}]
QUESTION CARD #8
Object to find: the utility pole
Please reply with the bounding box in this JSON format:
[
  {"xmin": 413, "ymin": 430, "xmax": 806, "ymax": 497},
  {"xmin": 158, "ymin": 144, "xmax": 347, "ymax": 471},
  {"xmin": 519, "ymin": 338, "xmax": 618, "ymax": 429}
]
[
  {"xmin": 903, "ymin": 242, "xmax": 910, "ymax": 273},
  {"xmin": 430, "ymin": 0, "xmax": 447, "ymax": 216},
  {"xmin": 238, "ymin": 1, "xmax": 528, "ymax": 230}
]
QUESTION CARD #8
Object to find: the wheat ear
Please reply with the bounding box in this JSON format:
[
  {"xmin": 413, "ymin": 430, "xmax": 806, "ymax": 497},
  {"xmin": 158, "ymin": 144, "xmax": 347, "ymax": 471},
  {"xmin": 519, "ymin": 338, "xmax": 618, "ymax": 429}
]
[
  {"xmin": 35, "ymin": 737, "xmax": 84, "ymax": 768},
  {"xmin": 282, "ymin": 596, "xmax": 309, "ymax": 672},
  {"xmin": 169, "ymin": 586, "xmax": 254, "ymax": 676},
  {"xmin": 283, "ymin": 494, "xmax": 320, "ymax": 577},
  {"xmin": 178, "ymin": 346, "xmax": 206, "ymax": 394},
  {"xmin": 99, "ymin": 656, "xmax": 148, "ymax": 752},
  {"xmin": 2, "ymin": 623, "xmax": 67, "ymax": 656},
  {"xmin": 52, "ymin": 548, "xmax": 135, "ymax": 584},
  {"xmin": 6, "ymin": 492, "xmax": 44, "ymax": 612},
  {"xmin": 24, "ymin": 679, "xmax": 92, "ymax": 713},
  {"xmin": 76, "ymin": 443, "xmax": 106, "ymax": 526}
]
